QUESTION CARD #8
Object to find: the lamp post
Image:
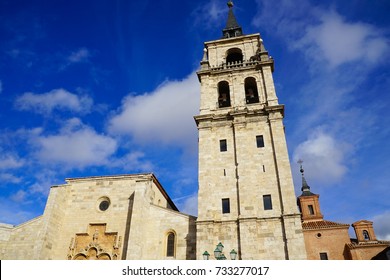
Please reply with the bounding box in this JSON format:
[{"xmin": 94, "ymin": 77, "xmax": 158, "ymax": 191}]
[
  {"xmin": 230, "ymin": 249, "xmax": 237, "ymax": 260},
  {"xmin": 203, "ymin": 242, "xmax": 237, "ymax": 260},
  {"xmin": 202, "ymin": 251, "xmax": 210, "ymax": 260}
]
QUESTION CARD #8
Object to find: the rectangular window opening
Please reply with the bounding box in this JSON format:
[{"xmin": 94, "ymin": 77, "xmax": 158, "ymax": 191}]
[
  {"xmin": 308, "ymin": 205, "xmax": 314, "ymax": 215},
  {"xmin": 222, "ymin": 198, "xmax": 230, "ymax": 214},
  {"xmin": 220, "ymin": 139, "xmax": 227, "ymax": 152},
  {"xmin": 256, "ymin": 135, "xmax": 264, "ymax": 148},
  {"xmin": 263, "ymin": 195, "xmax": 272, "ymax": 210},
  {"xmin": 319, "ymin": 252, "xmax": 328, "ymax": 260}
]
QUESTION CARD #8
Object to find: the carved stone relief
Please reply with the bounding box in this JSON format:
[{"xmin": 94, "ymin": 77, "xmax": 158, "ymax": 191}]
[{"xmin": 68, "ymin": 223, "xmax": 121, "ymax": 260}]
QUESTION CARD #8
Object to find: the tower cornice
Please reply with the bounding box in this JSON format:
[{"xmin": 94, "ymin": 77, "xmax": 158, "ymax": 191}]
[
  {"xmin": 194, "ymin": 106, "xmax": 283, "ymax": 128},
  {"xmin": 204, "ymin": 33, "xmax": 260, "ymax": 46},
  {"xmin": 265, "ymin": 105, "xmax": 285, "ymax": 118}
]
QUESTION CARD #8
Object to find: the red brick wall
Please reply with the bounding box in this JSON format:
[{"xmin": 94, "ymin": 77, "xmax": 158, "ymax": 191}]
[{"xmin": 304, "ymin": 227, "xmax": 351, "ymax": 260}]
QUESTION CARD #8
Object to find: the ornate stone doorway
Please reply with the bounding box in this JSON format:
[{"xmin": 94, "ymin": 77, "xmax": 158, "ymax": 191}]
[{"xmin": 68, "ymin": 223, "xmax": 121, "ymax": 260}]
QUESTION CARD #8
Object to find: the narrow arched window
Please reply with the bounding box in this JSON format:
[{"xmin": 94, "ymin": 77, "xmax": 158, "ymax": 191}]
[
  {"xmin": 226, "ymin": 48, "xmax": 243, "ymax": 65},
  {"xmin": 245, "ymin": 77, "xmax": 259, "ymax": 104},
  {"xmin": 166, "ymin": 232, "xmax": 175, "ymax": 257},
  {"xmin": 363, "ymin": 230, "xmax": 370, "ymax": 241},
  {"xmin": 218, "ymin": 81, "xmax": 231, "ymax": 108}
]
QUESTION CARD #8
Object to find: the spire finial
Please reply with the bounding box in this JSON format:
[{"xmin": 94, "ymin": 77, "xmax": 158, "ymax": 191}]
[
  {"xmin": 298, "ymin": 159, "xmax": 304, "ymax": 175},
  {"xmin": 297, "ymin": 159, "xmax": 312, "ymax": 194},
  {"xmin": 222, "ymin": 1, "xmax": 243, "ymax": 38}
]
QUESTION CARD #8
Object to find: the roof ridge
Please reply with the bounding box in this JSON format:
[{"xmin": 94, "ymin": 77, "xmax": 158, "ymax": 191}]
[{"xmin": 302, "ymin": 219, "xmax": 350, "ymax": 230}]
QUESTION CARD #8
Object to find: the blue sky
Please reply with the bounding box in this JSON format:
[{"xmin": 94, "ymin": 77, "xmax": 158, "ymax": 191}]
[{"xmin": 0, "ymin": 0, "xmax": 389, "ymax": 240}]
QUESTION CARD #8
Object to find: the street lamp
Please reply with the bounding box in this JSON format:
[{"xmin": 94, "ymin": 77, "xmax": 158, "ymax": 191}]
[
  {"xmin": 230, "ymin": 249, "xmax": 237, "ymax": 260},
  {"xmin": 216, "ymin": 242, "xmax": 224, "ymax": 252},
  {"xmin": 214, "ymin": 247, "xmax": 222, "ymax": 259},
  {"xmin": 204, "ymin": 242, "xmax": 237, "ymax": 260}
]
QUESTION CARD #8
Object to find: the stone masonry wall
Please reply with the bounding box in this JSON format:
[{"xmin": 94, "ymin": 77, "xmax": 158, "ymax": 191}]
[{"xmin": 0, "ymin": 217, "xmax": 43, "ymax": 259}]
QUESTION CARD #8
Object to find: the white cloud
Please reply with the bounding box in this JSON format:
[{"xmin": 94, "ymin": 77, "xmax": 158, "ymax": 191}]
[
  {"xmin": 0, "ymin": 198, "xmax": 38, "ymax": 225},
  {"xmin": 295, "ymin": 12, "xmax": 389, "ymax": 68},
  {"xmin": 67, "ymin": 47, "xmax": 91, "ymax": 63},
  {"xmin": 293, "ymin": 130, "xmax": 349, "ymax": 184},
  {"xmin": 10, "ymin": 190, "xmax": 27, "ymax": 203},
  {"xmin": 203, "ymin": 0, "xmax": 225, "ymax": 22},
  {"xmin": 25, "ymin": 169, "xmax": 59, "ymax": 197},
  {"xmin": 252, "ymin": 1, "xmax": 387, "ymax": 188},
  {"xmin": 0, "ymin": 153, "xmax": 24, "ymax": 170},
  {"xmin": 291, "ymin": 74, "xmax": 377, "ymax": 146},
  {"xmin": 0, "ymin": 173, "xmax": 22, "ymax": 184},
  {"xmin": 371, "ymin": 211, "xmax": 390, "ymax": 240},
  {"xmin": 252, "ymin": 0, "xmax": 389, "ymax": 69},
  {"xmin": 108, "ymin": 71, "xmax": 199, "ymax": 149},
  {"xmin": 15, "ymin": 88, "xmax": 93, "ymax": 114},
  {"xmin": 110, "ymin": 151, "xmax": 154, "ymax": 172},
  {"xmin": 174, "ymin": 192, "xmax": 198, "ymax": 217},
  {"xmin": 32, "ymin": 118, "xmax": 117, "ymax": 169},
  {"xmin": 192, "ymin": 0, "xmax": 226, "ymax": 29},
  {"xmin": 252, "ymin": 0, "xmax": 313, "ymax": 39},
  {"xmin": 59, "ymin": 48, "xmax": 92, "ymax": 70}
]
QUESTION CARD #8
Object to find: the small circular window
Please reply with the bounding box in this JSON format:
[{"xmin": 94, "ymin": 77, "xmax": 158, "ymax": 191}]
[
  {"xmin": 97, "ymin": 197, "xmax": 110, "ymax": 212},
  {"xmin": 316, "ymin": 233, "xmax": 322, "ymax": 238}
]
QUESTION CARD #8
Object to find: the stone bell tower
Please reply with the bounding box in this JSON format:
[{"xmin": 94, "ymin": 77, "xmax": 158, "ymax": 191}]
[{"xmin": 195, "ymin": 2, "xmax": 306, "ymax": 260}]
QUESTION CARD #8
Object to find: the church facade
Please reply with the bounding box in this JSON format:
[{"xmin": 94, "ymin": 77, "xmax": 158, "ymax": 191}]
[
  {"xmin": 0, "ymin": 2, "xmax": 388, "ymax": 260},
  {"xmin": 0, "ymin": 174, "xmax": 196, "ymax": 260}
]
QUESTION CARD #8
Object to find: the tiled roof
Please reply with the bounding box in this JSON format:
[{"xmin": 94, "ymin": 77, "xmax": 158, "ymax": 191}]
[
  {"xmin": 302, "ymin": 220, "xmax": 350, "ymax": 230},
  {"xmin": 347, "ymin": 240, "xmax": 390, "ymax": 249}
]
